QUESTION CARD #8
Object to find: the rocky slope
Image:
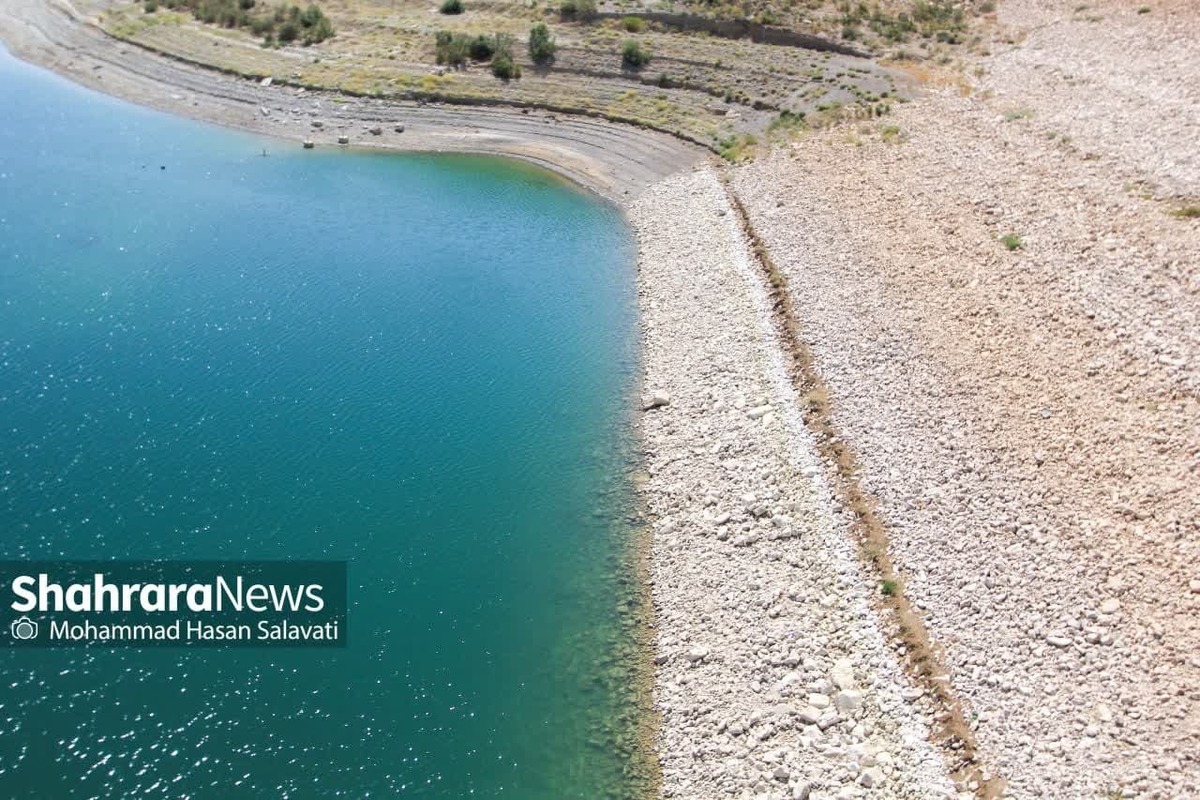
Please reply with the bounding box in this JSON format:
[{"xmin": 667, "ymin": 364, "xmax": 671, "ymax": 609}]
[
  {"xmin": 730, "ymin": 2, "xmax": 1199, "ymax": 796},
  {"xmin": 632, "ymin": 167, "xmax": 959, "ymax": 800}
]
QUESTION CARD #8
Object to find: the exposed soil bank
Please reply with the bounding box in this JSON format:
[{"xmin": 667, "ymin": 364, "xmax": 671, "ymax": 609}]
[{"xmin": 0, "ymin": 0, "xmax": 702, "ymax": 202}]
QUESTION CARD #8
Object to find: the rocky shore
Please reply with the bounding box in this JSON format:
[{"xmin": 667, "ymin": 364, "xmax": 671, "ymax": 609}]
[{"xmin": 630, "ymin": 168, "xmax": 959, "ymax": 799}]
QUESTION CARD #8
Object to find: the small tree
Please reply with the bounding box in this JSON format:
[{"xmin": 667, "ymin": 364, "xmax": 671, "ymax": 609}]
[
  {"xmin": 621, "ymin": 38, "xmax": 650, "ymax": 69},
  {"xmin": 468, "ymin": 33, "xmax": 496, "ymax": 61},
  {"xmin": 491, "ymin": 50, "xmax": 520, "ymax": 79},
  {"xmin": 491, "ymin": 35, "xmax": 520, "ymax": 79},
  {"xmin": 439, "ymin": 0, "xmax": 463, "ymax": 14},
  {"xmin": 528, "ymin": 22, "xmax": 556, "ymax": 64},
  {"xmin": 435, "ymin": 30, "xmax": 470, "ymax": 65}
]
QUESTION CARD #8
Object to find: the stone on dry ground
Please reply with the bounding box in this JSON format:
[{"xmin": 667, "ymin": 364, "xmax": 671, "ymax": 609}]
[
  {"xmin": 630, "ymin": 167, "xmax": 956, "ymax": 800},
  {"xmin": 731, "ymin": 3, "xmax": 1199, "ymax": 796}
]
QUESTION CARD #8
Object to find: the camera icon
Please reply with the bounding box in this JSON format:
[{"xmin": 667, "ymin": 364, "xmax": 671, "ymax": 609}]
[{"xmin": 10, "ymin": 616, "xmax": 38, "ymax": 641}]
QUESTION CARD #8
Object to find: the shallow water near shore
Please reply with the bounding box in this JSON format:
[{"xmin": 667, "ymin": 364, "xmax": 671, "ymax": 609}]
[{"xmin": 0, "ymin": 48, "xmax": 651, "ymax": 798}]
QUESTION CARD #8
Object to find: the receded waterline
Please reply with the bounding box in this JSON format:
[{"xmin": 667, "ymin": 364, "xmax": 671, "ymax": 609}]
[{"xmin": 0, "ymin": 47, "xmax": 656, "ymax": 799}]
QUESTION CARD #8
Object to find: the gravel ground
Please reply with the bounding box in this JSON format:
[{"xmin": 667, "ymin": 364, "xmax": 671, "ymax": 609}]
[
  {"xmin": 731, "ymin": 3, "xmax": 1199, "ymax": 795},
  {"xmin": 630, "ymin": 167, "xmax": 958, "ymax": 800},
  {"xmin": 986, "ymin": 0, "xmax": 1200, "ymax": 197}
]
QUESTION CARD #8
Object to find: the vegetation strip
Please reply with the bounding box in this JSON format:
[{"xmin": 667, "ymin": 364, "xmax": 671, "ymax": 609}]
[{"xmin": 719, "ymin": 171, "xmax": 1006, "ymax": 800}]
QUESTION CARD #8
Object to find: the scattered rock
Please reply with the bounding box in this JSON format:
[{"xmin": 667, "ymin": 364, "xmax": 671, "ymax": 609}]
[
  {"xmin": 644, "ymin": 390, "xmax": 671, "ymax": 410},
  {"xmin": 835, "ymin": 690, "xmax": 863, "ymax": 714},
  {"xmin": 858, "ymin": 767, "xmax": 885, "ymax": 789},
  {"xmin": 831, "ymin": 659, "xmax": 857, "ymax": 690}
]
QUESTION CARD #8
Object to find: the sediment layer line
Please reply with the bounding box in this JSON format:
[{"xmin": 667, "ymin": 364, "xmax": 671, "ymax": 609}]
[{"xmin": 719, "ymin": 173, "xmax": 1006, "ymax": 799}]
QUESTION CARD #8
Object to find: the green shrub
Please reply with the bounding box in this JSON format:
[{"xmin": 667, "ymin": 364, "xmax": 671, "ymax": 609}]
[
  {"xmin": 621, "ymin": 15, "xmax": 645, "ymax": 32},
  {"xmin": 487, "ymin": 34, "xmax": 519, "ymax": 79},
  {"xmin": 620, "ymin": 38, "xmax": 650, "ymax": 69},
  {"xmin": 435, "ymin": 31, "xmax": 517, "ymax": 71},
  {"xmin": 1001, "ymin": 233, "xmax": 1023, "ymax": 251},
  {"xmin": 1169, "ymin": 205, "xmax": 1200, "ymax": 219},
  {"xmin": 491, "ymin": 50, "xmax": 520, "ymax": 79},
  {"xmin": 468, "ymin": 33, "xmax": 496, "ymax": 60},
  {"xmin": 717, "ymin": 133, "xmax": 756, "ymax": 162},
  {"xmin": 164, "ymin": 0, "xmax": 332, "ymax": 45},
  {"xmin": 435, "ymin": 30, "xmax": 471, "ymax": 65},
  {"xmin": 439, "ymin": 0, "xmax": 463, "ymax": 14},
  {"xmin": 767, "ymin": 109, "xmax": 806, "ymax": 137},
  {"xmin": 143, "ymin": 0, "xmax": 159, "ymax": 11},
  {"xmin": 528, "ymin": 22, "xmax": 556, "ymax": 64},
  {"xmin": 559, "ymin": 0, "xmax": 595, "ymax": 20}
]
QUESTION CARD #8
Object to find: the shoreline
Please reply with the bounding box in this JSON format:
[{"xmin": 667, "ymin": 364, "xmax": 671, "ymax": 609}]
[{"xmin": 0, "ymin": 0, "xmax": 703, "ymax": 203}]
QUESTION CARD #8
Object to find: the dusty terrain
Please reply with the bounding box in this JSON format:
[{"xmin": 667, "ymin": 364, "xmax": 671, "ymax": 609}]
[{"xmin": 730, "ymin": 1, "xmax": 1199, "ymax": 796}]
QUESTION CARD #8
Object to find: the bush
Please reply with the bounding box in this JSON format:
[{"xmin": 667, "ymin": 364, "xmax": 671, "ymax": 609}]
[
  {"xmin": 435, "ymin": 30, "xmax": 471, "ymax": 65},
  {"xmin": 528, "ymin": 22, "xmax": 556, "ymax": 64},
  {"xmin": 559, "ymin": 0, "xmax": 595, "ymax": 19},
  {"xmin": 143, "ymin": 0, "xmax": 159, "ymax": 11},
  {"xmin": 717, "ymin": 133, "xmax": 756, "ymax": 162},
  {"xmin": 167, "ymin": 0, "xmax": 332, "ymax": 45},
  {"xmin": 488, "ymin": 34, "xmax": 520, "ymax": 79},
  {"xmin": 1001, "ymin": 233, "xmax": 1023, "ymax": 251},
  {"xmin": 620, "ymin": 38, "xmax": 650, "ymax": 69},
  {"xmin": 491, "ymin": 50, "xmax": 520, "ymax": 79},
  {"xmin": 435, "ymin": 31, "xmax": 516, "ymax": 71},
  {"xmin": 469, "ymin": 34, "xmax": 496, "ymax": 60},
  {"xmin": 621, "ymin": 15, "xmax": 645, "ymax": 32},
  {"xmin": 767, "ymin": 109, "xmax": 806, "ymax": 137},
  {"xmin": 439, "ymin": 0, "xmax": 463, "ymax": 14}
]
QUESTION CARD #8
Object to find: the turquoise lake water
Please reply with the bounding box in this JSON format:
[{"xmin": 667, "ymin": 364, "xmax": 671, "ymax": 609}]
[{"xmin": 0, "ymin": 48, "xmax": 651, "ymax": 798}]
